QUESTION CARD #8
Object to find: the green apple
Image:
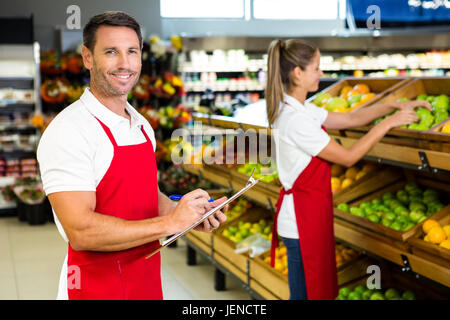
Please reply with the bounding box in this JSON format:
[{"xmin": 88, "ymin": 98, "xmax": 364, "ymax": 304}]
[
  {"xmin": 338, "ymin": 287, "xmax": 351, "ymax": 298},
  {"xmin": 382, "ymin": 192, "xmax": 395, "ymax": 202},
  {"xmin": 381, "ymin": 218, "xmax": 392, "ymax": 227},
  {"xmin": 360, "ymin": 202, "xmax": 371, "ymax": 210},
  {"xmin": 394, "ymin": 206, "xmax": 408, "ymax": 216},
  {"xmin": 364, "ymin": 206, "xmax": 375, "ymax": 216},
  {"xmin": 350, "ymin": 207, "xmax": 362, "ymax": 216},
  {"xmin": 397, "ymin": 97, "xmax": 409, "ymax": 102},
  {"xmin": 396, "ymin": 190, "xmax": 409, "ymax": 204},
  {"xmin": 370, "ymin": 292, "xmax": 385, "ymax": 300},
  {"xmin": 367, "ymin": 214, "xmax": 380, "ymax": 223},
  {"xmin": 423, "ymin": 189, "xmax": 438, "ymax": 198},
  {"xmin": 313, "ymin": 92, "xmax": 332, "ymax": 106},
  {"xmin": 416, "ymin": 108, "xmax": 432, "ymax": 120},
  {"xmin": 362, "ymin": 290, "xmax": 373, "ymax": 300},
  {"xmin": 354, "ymin": 285, "xmax": 366, "ymax": 295},
  {"xmin": 410, "ymin": 202, "xmax": 426, "ymax": 212},
  {"xmin": 390, "ymin": 221, "xmax": 402, "ymax": 231},
  {"xmin": 385, "ymin": 288, "xmax": 400, "ymax": 300},
  {"xmin": 402, "ymin": 290, "xmax": 416, "ymax": 300},
  {"xmin": 326, "ymin": 97, "xmax": 348, "ymax": 111},
  {"xmin": 382, "ymin": 212, "xmax": 396, "ymax": 221},
  {"xmin": 337, "ymin": 203, "xmax": 350, "ymax": 212},
  {"xmin": 335, "ymin": 294, "xmax": 346, "ymax": 300},
  {"xmin": 401, "ymin": 222, "xmax": 416, "ymax": 231},
  {"xmin": 409, "ymin": 210, "xmax": 425, "ymax": 223},
  {"xmin": 348, "ymin": 291, "xmax": 362, "ymax": 300},
  {"xmin": 416, "ymin": 94, "xmax": 428, "ymax": 101},
  {"xmin": 348, "ymin": 94, "xmax": 362, "ymax": 106}
]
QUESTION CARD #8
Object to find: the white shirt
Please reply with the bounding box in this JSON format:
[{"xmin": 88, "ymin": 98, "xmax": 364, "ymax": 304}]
[
  {"xmin": 273, "ymin": 94, "xmax": 330, "ymax": 239},
  {"xmin": 36, "ymin": 88, "xmax": 157, "ymax": 299}
]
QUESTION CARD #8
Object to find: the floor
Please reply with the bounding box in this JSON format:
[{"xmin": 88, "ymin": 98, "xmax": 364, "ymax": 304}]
[{"xmin": 0, "ymin": 216, "xmax": 251, "ymax": 300}]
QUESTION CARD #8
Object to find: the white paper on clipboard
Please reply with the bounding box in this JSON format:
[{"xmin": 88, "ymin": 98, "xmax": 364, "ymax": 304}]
[{"xmin": 161, "ymin": 177, "xmax": 261, "ymax": 247}]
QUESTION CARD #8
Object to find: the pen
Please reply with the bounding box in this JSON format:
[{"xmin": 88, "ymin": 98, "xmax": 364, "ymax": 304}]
[{"xmin": 169, "ymin": 194, "xmax": 215, "ymax": 202}]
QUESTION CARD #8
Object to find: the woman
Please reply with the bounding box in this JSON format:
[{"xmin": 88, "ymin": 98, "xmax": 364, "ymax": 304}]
[{"xmin": 266, "ymin": 39, "xmax": 430, "ymax": 300}]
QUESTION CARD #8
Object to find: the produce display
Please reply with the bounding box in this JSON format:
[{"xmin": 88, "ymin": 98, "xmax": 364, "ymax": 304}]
[
  {"xmin": 336, "ymin": 284, "xmax": 416, "ymax": 300},
  {"xmin": 158, "ymin": 164, "xmax": 212, "ymax": 194},
  {"xmin": 422, "ymin": 219, "xmax": 450, "ymax": 249},
  {"xmin": 337, "ymin": 183, "xmax": 445, "ymax": 231},
  {"xmin": 237, "ymin": 162, "xmax": 280, "ymax": 184},
  {"xmin": 335, "ymin": 243, "xmax": 359, "ymax": 268},
  {"xmin": 225, "ymin": 198, "xmax": 252, "ymax": 222},
  {"xmin": 373, "ymin": 94, "xmax": 449, "ymax": 130},
  {"xmin": 331, "ymin": 163, "xmax": 377, "ymax": 194},
  {"xmin": 222, "ymin": 218, "xmax": 272, "ymax": 243},
  {"xmin": 261, "ymin": 242, "xmax": 360, "ymax": 276},
  {"xmin": 263, "ymin": 244, "xmax": 288, "ymax": 275},
  {"xmin": 312, "ymin": 83, "xmax": 376, "ymax": 112}
]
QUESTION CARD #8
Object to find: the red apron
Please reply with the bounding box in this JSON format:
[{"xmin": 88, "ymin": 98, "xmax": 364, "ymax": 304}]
[
  {"xmin": 67, "ymin": 117, "xmax": 163, "ymax": 300},
  {"xmin": 270, "ymin": 127, "xmax": 338, "ymax": 300}
]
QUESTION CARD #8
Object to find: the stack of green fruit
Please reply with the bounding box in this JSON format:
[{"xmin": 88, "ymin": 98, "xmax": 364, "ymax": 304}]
[
  {"xmin": 226, "ymin": 198, "xmax": 252, "ymax": 222},
  {"xmin": 373, "ymin": 94, "xmax": 449, "ymax": 130},
  {"xmin": 222, "ymin": 218, "xmax": 272, "ymax": 243},
  {"xmin": 237, "ymin": 162, "xmax": 279, "ymax": 184},
  {"xmin": 337, "ymin": 183, "xmax": 445, "ymax": 232},
  {"xmin": 336, "ymin": 285, "xmax": 416, "ymax": 300}
]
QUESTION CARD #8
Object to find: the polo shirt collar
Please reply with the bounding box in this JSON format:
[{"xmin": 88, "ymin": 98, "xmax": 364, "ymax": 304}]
[
  {"xmin": 284, "ymin": 93, "xmax": 305, "ymax": 110},
  {"xmin": 80, "ymin": 87, "xmax": 145, "ymax": 129}
]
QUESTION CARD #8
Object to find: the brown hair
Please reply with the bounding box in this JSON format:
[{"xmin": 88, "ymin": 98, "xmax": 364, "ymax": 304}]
[
  {"xmin": 83, "ymin": 11, "xmax": 143, "ymax": 52},
  {"xmin": 265, "ymin": 39, "xmax": 318, "ymax": 126}
]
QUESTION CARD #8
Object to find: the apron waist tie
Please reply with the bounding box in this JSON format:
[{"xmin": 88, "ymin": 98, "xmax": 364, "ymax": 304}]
[{"xmin": 270, "ymin": 187, "xmax": 293, "ymax": 267}]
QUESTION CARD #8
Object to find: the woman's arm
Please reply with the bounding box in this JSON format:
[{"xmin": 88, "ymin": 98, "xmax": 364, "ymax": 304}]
[
  {"xmin": 323, "ymin": 100, "xmax": 431, "ymax": 130},
  {"xmin": 318, "ymin": 109, "xmax": 419, "ymax": 167}
]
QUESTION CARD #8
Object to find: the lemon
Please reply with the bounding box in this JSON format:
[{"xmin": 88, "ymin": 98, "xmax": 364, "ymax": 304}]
[
  {"xmin": 439, "ymin": 239, "xmax": 450, "ymax": 250},
  {"xmin": 441, "ymin": 122, "xmax": 450, "ymax": 134}
]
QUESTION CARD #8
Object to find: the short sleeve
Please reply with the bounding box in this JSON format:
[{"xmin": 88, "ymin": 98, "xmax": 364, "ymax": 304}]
[
  {"xmin": 284, "ymin": 113, "xmax": 331, "ymax": 157},
  {"xmin": 305, "ymin": 102, "xmax": 328, "ymax": 124},
  {"xmin": 37, "ymin": 119, "xmax": 96, "ymax": 195}
]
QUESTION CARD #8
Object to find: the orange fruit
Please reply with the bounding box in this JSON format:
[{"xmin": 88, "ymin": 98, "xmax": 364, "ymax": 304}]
[
  {"xmin": 427, "ymin": 226, "xmax": 447, "ymax": 244},
  {"xmin": 443, "ymin": 225, "xmax": 450, "ymax": 237},
  {"xmin": 331, "ymin": 164, "xmax": 345, "ymax": 177},
  {"xmin": 442, "ymin": 122, "xmax": 450, "ymax": 134},
  {"xmin": 423, "ymin": 220, "xmax": 440, "ymax": 234},
  {"xmin": 331, "ymin": 177, "xmax": 341, "ymax": 193},
  {"xmin": 279, "ymin": 246, "xmax": 287, "ymax": 257},
  {"xmin": 362, "ymin": 163, "xmax": 377, "ymax": 173},
  {"xmin": 341, "ymin": 178, "xmax": 354, "ymax": 189},
  {"xmin": 335, "ymin": 107, "xmax": 350, "ymax": 113},
  {"xmin": 345, "ymin": 167, "xmax": 359, "ymax": 180},
  {"xmin": 353, "ymin": 83, "xmax": 370, "ymax": 94},
  {"xmin": 264, "ymin": 256, "xmax": 271, "ymax": 264},
  {"xmin": 340, "ymin": 85, "xmax": 353, "ymax": 99},
  {"xmin": 353, "ymin": 70, "xmax": 364, "ymax": 77},
  {"xmin": 347, "ymin": 90, "xmax": 360, "ymax": 98},
  {"xmin": 424, "ymin": 235, "xmax": 430, "ymax": 242},
  {"xmin": 349, "ymin": 101, "xmax": 364, "ymax": 111},
  {"xmin": 439, "ymin": 239, "xmax": 450, "ymax": 250},
  {"xmin": 360, "ymin": 92, "xmax": 376, "ymax": 103},
  {"xmin": 355, "ymin": 170, "xmax": 366, "ymax": 180}
]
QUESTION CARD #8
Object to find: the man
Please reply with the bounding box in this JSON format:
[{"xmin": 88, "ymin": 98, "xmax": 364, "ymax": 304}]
[{"xmin": 37, "ymin": 11, "xmax": 227, "ymax": 300}]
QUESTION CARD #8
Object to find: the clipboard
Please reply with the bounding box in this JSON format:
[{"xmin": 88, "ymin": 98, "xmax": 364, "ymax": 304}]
[{"xmin": 145, "ymin": 168, "xmax": 262, "ymax": 259}]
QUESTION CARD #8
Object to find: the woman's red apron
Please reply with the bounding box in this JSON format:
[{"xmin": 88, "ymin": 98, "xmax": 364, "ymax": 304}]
[
  {"xmin": 270, "ymin": 127, "xmax": 338, "ymax": 300},
  {"xmin": 67, "ymin": 117, "xmax": 163, "ymax": 300}
]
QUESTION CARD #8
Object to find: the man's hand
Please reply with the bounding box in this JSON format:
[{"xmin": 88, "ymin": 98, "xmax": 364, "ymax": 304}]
[
  {"xmin": 193, "ymin": 196, "xmax": 228, "ymax": 233},
  {"xmin": 168, "ymin": 189, "xmax": 211, "ymax": 232}
]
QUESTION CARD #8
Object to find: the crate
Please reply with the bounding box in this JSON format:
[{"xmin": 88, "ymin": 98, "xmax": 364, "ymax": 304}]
[
  {"xmin": 334, "ymin": 177, "xmax": 450, "ymax": 243},
  {"xmin": 339, "ymin": 263, "xmax": 450, "ymax": 300},
  {"xmin": 346, "ymin": 77, "xmax": 450, "ymax": 144},
  {"xmin": 230, "ymin": 167, "xmax": 281, "ymax": 196},
  {"xmin": 333, "ymin": 166, "xmax": 402, "ymax": 205},
  {"xmin": 248, "ymin": 241, "xmax": 369, "ymax": 300},
  {"xmin": 307, "ymin": 77, "xmax": 411, "ymax": 112},
  {"xmin": 408, "ymin": 209, "xmax": 450, "ymax": 269},
  {"xmin": 212, "ymin": 206, "xmax": 273, "ymax": 283}
]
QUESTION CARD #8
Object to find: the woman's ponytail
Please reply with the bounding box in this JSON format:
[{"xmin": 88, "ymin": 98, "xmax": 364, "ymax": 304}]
[
  {"xmin": 266, "ymin": 40, "xmax": 285, "ymax": 127},
  {"xmin": 265, "ymin": 39, "xmax": 318, "ymax": 127}
]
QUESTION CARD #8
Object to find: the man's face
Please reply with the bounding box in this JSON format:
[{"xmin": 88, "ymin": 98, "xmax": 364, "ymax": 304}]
[{"xmin": 82, "ymin": 25, "xmax": 141, "ymax": 97}]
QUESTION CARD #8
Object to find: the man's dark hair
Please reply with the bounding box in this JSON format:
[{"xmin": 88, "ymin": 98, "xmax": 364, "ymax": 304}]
[{"xmin": 83, "ymin": 11, "xmax": 143, "ymax": 52}]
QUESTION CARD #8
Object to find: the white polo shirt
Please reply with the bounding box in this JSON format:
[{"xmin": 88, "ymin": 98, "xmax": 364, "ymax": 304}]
[
  {"xmin": 36, "ymin": 87, "xmax": 157, "ymax": 299},
  {"xmin": 273, "ymin": 94, "xmax": 330, "ymax": 239}
]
